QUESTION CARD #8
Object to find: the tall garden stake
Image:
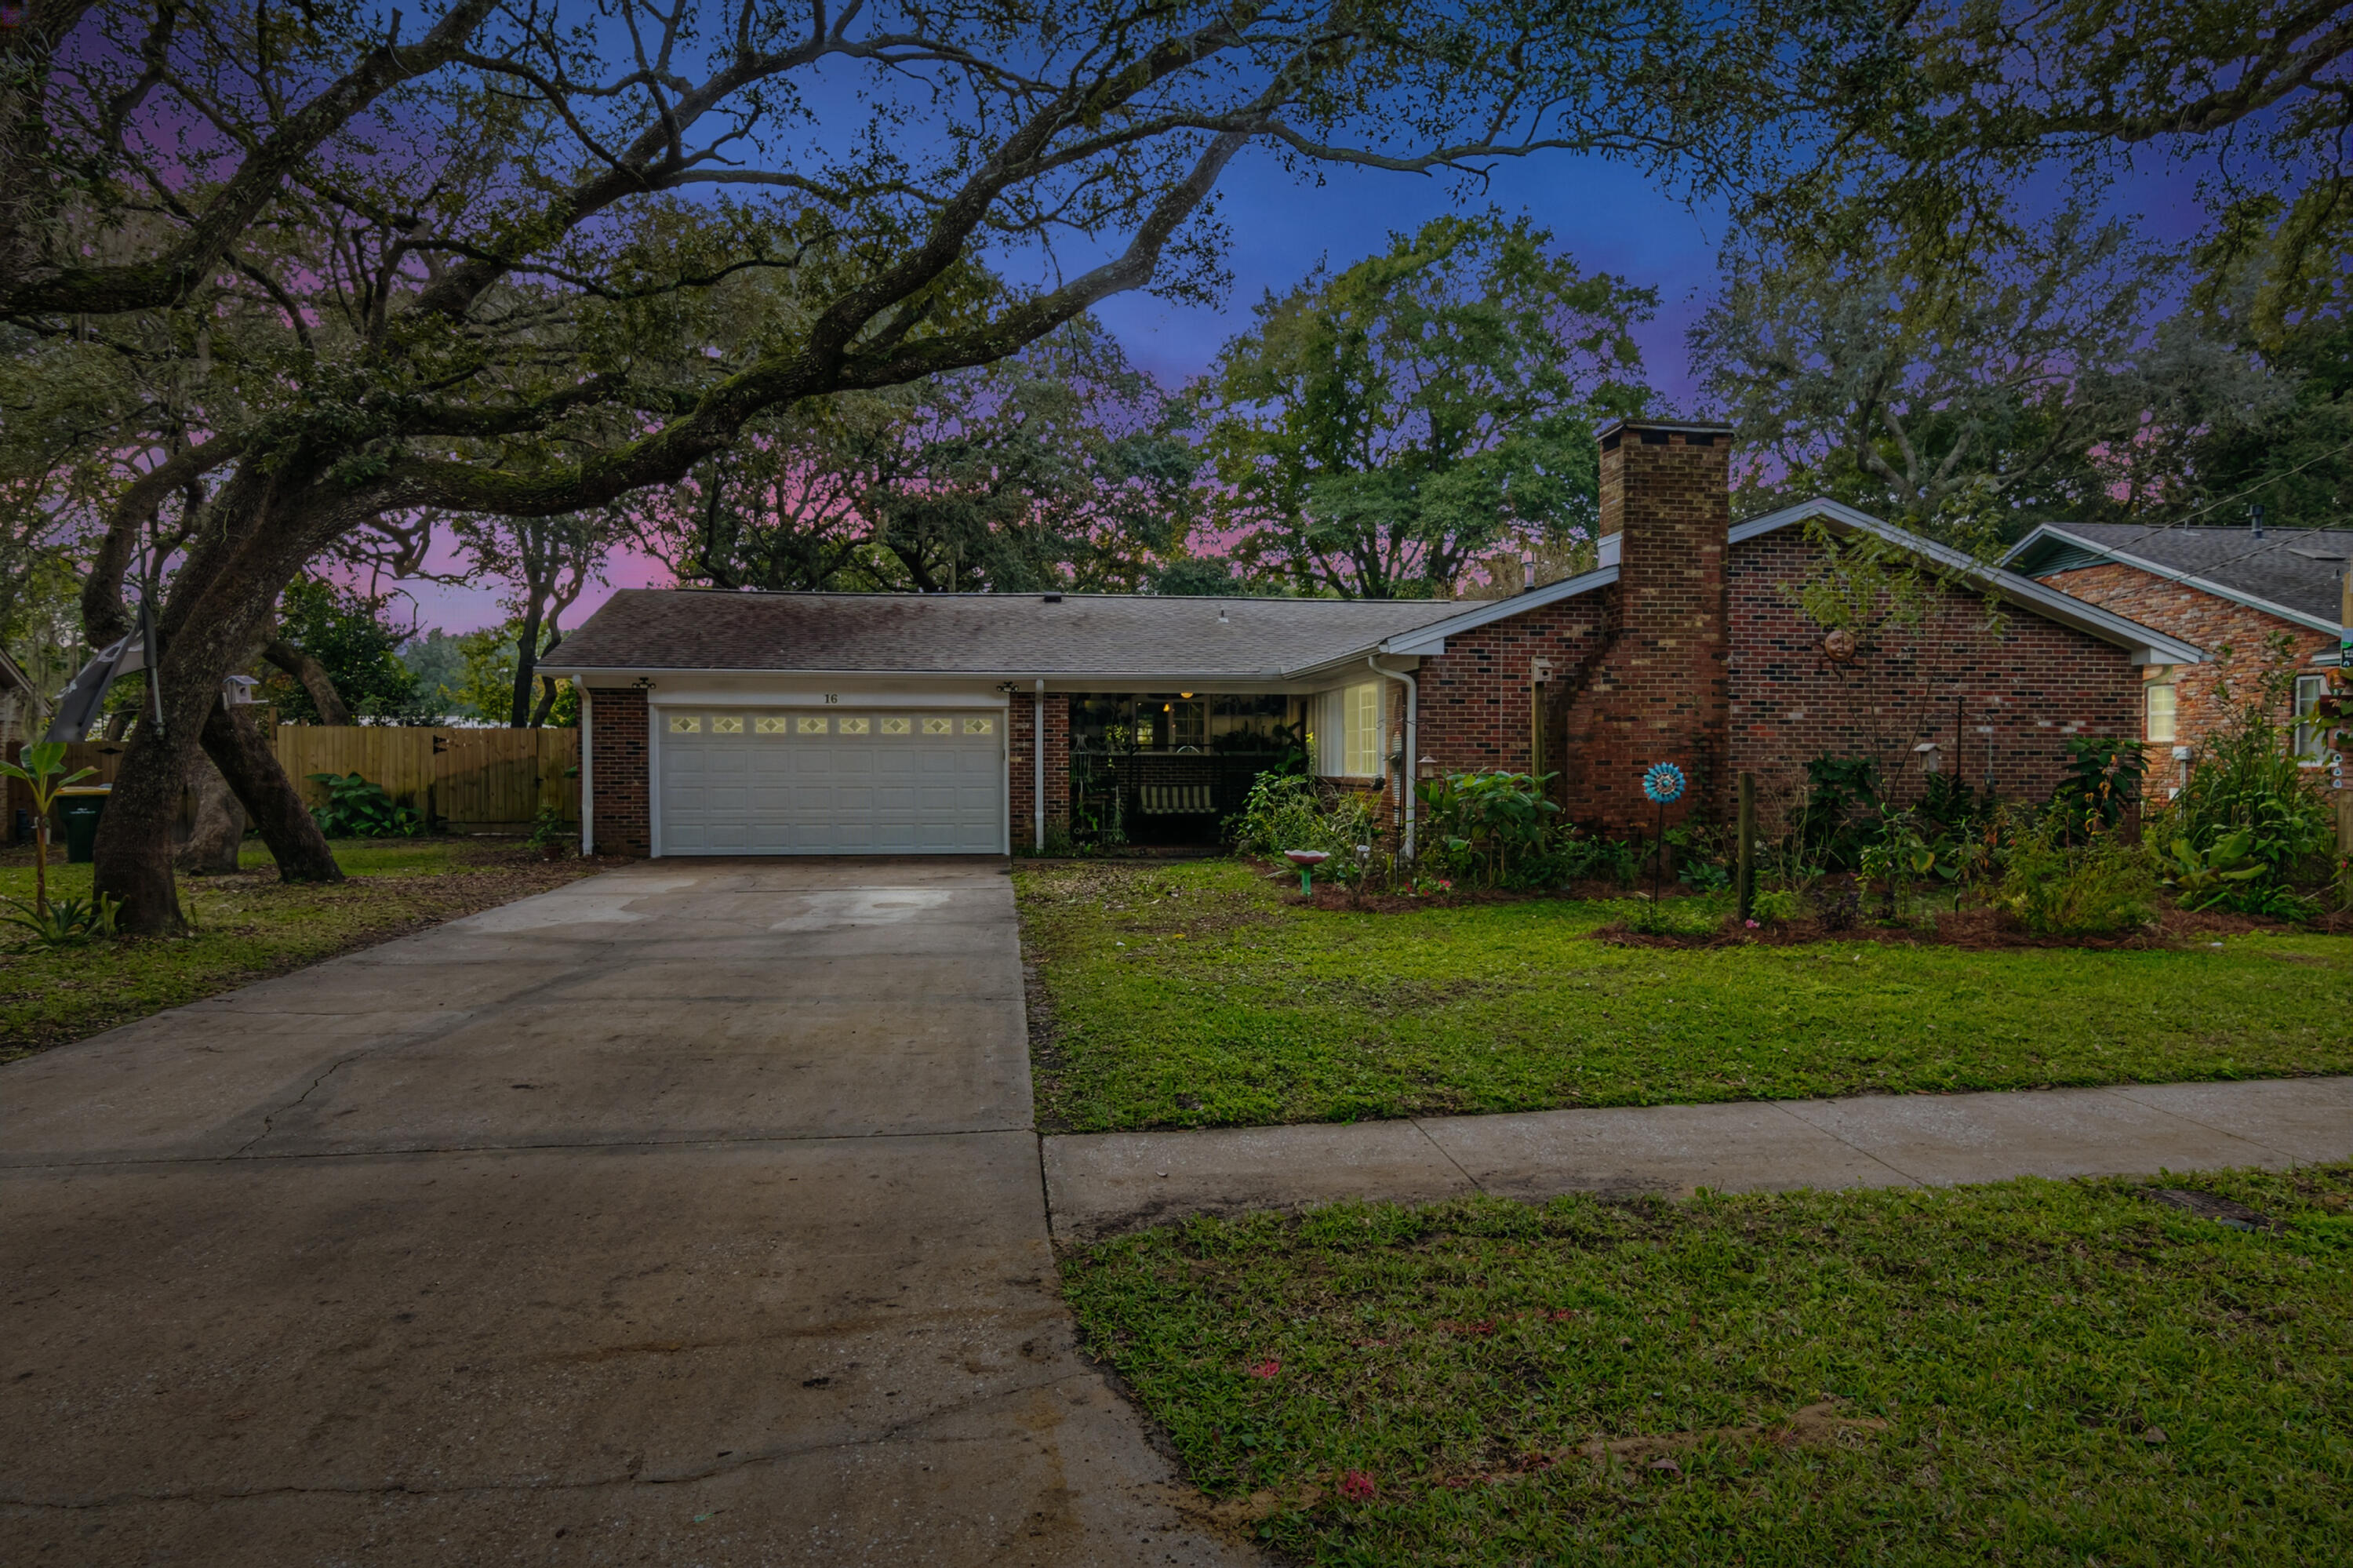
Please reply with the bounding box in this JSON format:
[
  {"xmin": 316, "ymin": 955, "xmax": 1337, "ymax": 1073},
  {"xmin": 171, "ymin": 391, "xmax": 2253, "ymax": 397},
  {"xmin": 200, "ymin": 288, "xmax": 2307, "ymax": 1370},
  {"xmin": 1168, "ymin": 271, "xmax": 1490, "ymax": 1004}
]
[{"xmin": 1642, "ymin": 762, "xmax": 1686, "ymax": 904}]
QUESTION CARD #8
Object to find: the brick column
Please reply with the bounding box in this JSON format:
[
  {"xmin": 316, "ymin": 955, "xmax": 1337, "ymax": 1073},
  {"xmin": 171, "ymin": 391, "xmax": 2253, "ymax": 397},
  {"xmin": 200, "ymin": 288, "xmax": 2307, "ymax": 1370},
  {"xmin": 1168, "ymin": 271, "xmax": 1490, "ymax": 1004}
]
[
  {"xmin": 1559, "ymin": 420, "xmax": 1733, "ymax": 835},
  {"xmin": 1007, "ymin": 694, "xmax": 1071, "ymax": 852},
  {"xmin": 587, "ymin": 687, "xmax": 650, "ymax": 857}
]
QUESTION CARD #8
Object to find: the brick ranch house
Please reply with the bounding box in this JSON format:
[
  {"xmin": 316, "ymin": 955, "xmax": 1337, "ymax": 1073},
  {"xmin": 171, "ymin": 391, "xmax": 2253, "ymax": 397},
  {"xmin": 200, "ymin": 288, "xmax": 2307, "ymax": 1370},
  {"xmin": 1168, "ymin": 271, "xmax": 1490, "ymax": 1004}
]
[
  {"xmin": 2006, "ymin": 522, "xmax": 2349, "ymax": 795},
  {"xmin": 544, "ymin": 420, "xmax": 2199, "ymax": 858}
]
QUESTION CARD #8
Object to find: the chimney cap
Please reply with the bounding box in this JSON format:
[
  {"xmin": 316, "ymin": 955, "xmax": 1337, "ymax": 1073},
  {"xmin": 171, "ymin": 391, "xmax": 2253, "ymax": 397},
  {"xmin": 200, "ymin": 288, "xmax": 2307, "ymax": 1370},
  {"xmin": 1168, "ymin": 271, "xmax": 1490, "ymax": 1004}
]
[{"xmin": 1595, "ymin": 417, "xmax": 1737, "ymax": 442}]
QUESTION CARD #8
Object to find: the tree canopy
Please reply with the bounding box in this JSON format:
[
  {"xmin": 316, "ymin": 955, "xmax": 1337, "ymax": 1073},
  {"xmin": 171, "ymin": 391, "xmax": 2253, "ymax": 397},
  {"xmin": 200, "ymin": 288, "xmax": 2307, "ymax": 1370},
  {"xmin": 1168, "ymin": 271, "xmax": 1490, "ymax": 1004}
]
[
  {"xmin": 1201, "ymin": 213, "xmax": 1652, "ymax": 598},
  {"xmin": 638, "ymin": 319, "xmax": 1195, "ymax": 595}
]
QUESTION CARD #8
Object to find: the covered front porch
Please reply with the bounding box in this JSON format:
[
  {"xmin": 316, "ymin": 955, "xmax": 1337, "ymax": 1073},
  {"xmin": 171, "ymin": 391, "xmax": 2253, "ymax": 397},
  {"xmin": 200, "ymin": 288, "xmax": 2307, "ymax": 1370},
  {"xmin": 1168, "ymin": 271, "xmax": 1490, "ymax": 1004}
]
[{"xmin": 1065, "ymin": 692, "xmax": 1304, "ymax": 848}]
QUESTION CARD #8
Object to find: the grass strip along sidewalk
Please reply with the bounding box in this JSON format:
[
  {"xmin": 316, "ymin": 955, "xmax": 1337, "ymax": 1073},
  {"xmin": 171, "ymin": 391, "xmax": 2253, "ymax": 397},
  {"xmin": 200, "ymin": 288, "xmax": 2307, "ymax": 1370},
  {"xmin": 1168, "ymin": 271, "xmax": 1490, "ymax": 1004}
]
[
  {"xmin": 1, "ymin": 839, "xmax": 596, "ymax": 1062},
  {"xmin": 1019, "ymin": 861, "xmax": 2353, "ymax": 1133},
  {"xmin": 1064, "ymin": 1167, "xmax": 2353, "ymax": 1566}
]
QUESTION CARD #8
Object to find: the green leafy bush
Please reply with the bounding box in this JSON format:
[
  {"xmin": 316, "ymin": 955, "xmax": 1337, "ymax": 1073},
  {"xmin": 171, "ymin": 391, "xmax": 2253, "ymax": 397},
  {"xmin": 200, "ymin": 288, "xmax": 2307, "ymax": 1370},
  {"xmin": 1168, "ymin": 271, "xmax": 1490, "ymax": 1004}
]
[
  {"xmin": 1790, "ymin": 755, "xmax": 1883, "ymax": 871},
  {"xmin": 307, "ymin": 772, "xmax": 423, "ymax": 839},
  {"xmin": 2048, "ymin": 736, "xmax": 2148, "ymax": 841},
  {"xmin": 2167, "ymin": 641, "xmax": 2332, "ymax": 900},
  {"xmin": 1748, "ymin": 887, "xmax": 1802, "ymax": 924},
  {"xmin": 525, "ymin": 805, "xmax": 573, "ymax": 852},
  {"xmin": 2158, "ymin": 828, "xmax": 2266, "ymax": 911},
  {"xmin": 2000, "ymin": 814, "xmax": 2157, "ymax": 935},
  {"xmin": 1415, "ymin": 770, "xmax": 1562, "ymax": 888},
  {"xmin": 1227, "ymin": 773, "xmax": 1373, "ymax": 862}
]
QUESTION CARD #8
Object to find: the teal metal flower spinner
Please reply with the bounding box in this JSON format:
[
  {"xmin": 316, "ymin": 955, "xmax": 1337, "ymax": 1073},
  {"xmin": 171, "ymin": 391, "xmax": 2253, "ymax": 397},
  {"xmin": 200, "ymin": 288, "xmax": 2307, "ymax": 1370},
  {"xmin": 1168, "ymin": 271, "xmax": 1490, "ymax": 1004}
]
[{"xmin": 1641, "ymin": 762, "xmax": 1686, "ymax": 804}]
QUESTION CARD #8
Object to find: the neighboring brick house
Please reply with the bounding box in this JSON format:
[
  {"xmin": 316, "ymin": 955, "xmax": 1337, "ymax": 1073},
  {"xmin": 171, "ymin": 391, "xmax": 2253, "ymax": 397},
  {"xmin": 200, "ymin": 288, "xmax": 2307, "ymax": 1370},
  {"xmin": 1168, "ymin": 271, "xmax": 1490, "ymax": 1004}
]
[
  {"xmin": 2006, "ymin": 523, "xmax": 2348, "ymax": 792},
  {"xmin": 544, "ymin": 420, "xmax": 2199, "ymax": 858}
]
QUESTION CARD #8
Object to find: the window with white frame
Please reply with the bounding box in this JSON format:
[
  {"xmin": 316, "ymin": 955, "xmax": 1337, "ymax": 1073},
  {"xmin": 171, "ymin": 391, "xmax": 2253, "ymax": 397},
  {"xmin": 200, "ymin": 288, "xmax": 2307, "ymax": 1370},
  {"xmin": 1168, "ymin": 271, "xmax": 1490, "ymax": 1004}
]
[
  {"xmin": 1311, "ymin": 682, "xmax": 1387, "ymax": 778},
  {"xmin": 2144, "ymin": 679, "xmax": 2177, "ymax": 744},
  {"xmin": 2293, "ymin": 674, "xmax": 2328, "ymax": 762}
]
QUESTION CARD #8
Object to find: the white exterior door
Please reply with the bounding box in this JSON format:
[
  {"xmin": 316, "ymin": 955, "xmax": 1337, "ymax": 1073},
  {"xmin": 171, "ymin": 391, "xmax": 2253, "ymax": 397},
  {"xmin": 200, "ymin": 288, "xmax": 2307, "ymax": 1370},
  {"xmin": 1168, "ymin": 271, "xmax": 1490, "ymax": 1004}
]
[{"xmin": 657, "ymin": 707, "xmax": 1005, "ymax": 855}]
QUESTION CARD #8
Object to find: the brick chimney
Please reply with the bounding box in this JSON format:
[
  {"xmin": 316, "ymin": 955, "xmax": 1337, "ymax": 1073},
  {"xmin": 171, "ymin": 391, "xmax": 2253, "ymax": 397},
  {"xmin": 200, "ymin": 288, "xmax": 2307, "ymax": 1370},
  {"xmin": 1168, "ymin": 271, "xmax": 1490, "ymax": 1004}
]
[{"xmin": 1557, "ymin": 419, "xmax": 1735, "ymax": 833}]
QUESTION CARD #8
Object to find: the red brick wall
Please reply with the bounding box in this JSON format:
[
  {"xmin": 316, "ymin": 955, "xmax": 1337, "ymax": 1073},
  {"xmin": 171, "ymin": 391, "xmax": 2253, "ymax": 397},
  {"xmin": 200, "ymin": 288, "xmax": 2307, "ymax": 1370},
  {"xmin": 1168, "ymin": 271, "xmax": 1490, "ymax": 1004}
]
[
  {"xmin": 1558, "ymin": 427, "xmax": 1733, "ymax": 834},
  {"xmin": 2036, "ymin": 561, "xmax": 2329, "ymax": 753},
  {"xmin": 1729, "ymin": 532, "xmax": 2140, "ymax": 817},
  {"xmin": 1413, "ymin": 596, "xmax": 1611, "ymax": 779},
  {"xmin": 587, "ymin": 687, "xmax": 649, "ymax": 857},
  {"xmin": 1009, "ymin": 693, "xmax": 1071, "ymax": 851}
]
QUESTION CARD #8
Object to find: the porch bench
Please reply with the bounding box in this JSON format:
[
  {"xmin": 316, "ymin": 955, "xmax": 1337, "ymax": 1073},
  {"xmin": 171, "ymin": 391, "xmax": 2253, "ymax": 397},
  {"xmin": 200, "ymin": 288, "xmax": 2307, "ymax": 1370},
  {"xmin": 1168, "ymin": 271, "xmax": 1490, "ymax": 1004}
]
[{"xmin": 1138, "ymin": 783, "xmax": 1216, "ymax": 815}]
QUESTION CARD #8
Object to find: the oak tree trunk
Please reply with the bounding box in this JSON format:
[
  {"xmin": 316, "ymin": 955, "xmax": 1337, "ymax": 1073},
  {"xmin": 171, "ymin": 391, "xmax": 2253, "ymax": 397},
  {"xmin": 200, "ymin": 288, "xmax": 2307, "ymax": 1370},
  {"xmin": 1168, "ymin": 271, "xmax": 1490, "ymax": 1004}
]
[
  {"xmin": 176, "ymin": 750, "xmax": 247, "ymax": 876},
  {"xmin": 202, "ymin": 700, "xmax": 344, "ymax": 884},
  {"xmin": 264, "ymin": 638, "xmax": 354, "ymax": 726},
  {"xmin": 89, "ymin": 718, "xmax": 197, "ymax": 935}
]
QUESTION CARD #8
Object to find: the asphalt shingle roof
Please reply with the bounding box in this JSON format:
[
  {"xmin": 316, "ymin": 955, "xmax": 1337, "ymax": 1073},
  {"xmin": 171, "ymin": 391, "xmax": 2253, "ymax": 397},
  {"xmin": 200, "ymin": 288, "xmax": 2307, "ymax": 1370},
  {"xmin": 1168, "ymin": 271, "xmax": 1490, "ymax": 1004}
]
[
  {"xmin": 544, "ymin": 589, "xmax": 1467, "ymax": 679},
  {"xmin": 2018, "ymin": 523, "xmax": 2353, "ymax": 624}
]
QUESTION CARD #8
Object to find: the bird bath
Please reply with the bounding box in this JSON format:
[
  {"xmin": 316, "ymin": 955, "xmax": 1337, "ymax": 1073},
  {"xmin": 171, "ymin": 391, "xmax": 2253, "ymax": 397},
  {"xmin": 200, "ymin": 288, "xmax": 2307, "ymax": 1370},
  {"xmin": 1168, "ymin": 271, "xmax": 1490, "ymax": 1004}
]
[{"xmin": 1282, "ymin": 849, "xmax": 1330, "ymax": 898}]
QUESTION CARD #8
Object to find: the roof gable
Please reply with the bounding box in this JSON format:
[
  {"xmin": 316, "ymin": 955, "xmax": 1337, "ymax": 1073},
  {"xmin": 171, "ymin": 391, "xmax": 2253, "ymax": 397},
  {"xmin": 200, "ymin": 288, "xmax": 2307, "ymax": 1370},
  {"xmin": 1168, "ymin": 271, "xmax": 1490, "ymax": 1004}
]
[
  {"xmin": 1379, "ymin": 498, "xmax": 2204, "ymax": 665},
  {"xmin": 2005, "ymin": 522, "xmax": 2351, "ymax": 635}
]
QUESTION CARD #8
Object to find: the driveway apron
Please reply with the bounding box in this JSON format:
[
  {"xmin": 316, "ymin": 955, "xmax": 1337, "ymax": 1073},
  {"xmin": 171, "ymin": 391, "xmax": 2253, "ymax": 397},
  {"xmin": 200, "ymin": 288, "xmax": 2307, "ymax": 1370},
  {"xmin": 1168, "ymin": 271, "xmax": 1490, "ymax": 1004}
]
[{"xmin": 1, "ymin": 860, "xmax": 1254, "ymax": 1566}]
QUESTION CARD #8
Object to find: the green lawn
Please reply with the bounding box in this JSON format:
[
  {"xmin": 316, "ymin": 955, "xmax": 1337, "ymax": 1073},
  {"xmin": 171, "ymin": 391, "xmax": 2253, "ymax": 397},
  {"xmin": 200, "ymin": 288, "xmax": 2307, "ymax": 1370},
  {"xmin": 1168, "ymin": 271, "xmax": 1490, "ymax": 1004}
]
[
  {"xmin": 0, "ymin": 839, "xmax": 593, "ymax": 1061},
  {"xmin": 1017, "ymin": 860, "xmax": 2353, "ymax": 1132},
  {"xmin": 1063, "ymin": 1169, "xmax": 2353, "ymax": 1566}
]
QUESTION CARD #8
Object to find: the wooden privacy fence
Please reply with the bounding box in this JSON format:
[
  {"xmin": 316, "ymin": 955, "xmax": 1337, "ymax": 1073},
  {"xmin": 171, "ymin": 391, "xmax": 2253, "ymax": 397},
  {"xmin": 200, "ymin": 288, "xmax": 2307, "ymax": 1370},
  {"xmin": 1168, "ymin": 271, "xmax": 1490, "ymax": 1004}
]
[
  {"xmin": 2, "ymin": 727, "xmax": 577, "ymax": 842},
  {"xmin": 275, "ymin": 726, "xmax": 580, "ymax": 830}
]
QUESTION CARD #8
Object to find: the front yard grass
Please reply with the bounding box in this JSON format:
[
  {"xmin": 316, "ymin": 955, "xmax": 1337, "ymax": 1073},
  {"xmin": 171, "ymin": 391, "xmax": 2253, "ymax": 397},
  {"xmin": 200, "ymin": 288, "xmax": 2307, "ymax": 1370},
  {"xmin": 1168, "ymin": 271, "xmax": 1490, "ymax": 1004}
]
[
  {"xmin": 1064, "ymin": 1167, "xmax": 2353, "ymax": 1566},
  {"xmin": 1018, "ymin": 860, "xmax": 2353, "ymax": 1132},
  {"xmin": 0, "ymin": 839, "xmax": 597, "ymax": 1061}
]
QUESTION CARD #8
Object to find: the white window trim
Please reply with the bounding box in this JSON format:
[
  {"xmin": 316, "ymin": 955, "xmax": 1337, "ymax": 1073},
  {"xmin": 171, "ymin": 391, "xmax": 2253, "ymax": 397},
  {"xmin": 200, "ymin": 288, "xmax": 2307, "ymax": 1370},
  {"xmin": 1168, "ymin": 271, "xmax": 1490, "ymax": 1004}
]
[
  {"xmin": 2144, "ymin": 679, "xmax": 2177, "ymax": 745},
  {"xmin": 2293, "ymin": 673, "xmax": 2329, "ymax": 766}
]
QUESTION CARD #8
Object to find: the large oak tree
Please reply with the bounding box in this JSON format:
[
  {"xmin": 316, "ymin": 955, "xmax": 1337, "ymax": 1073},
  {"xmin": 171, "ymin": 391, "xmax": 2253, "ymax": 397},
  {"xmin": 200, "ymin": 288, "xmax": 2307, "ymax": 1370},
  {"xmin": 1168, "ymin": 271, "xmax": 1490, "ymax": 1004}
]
[{"xmin": 13, "ymin": 0, "xmax": 1854, "ymax": 933}]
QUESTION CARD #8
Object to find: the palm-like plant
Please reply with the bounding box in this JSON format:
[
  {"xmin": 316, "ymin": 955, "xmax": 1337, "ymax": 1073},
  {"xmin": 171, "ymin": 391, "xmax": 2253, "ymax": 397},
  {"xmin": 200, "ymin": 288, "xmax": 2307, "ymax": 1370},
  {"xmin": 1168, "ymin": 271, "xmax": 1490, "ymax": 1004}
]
[{"xmin": 0, "ymin": 742, "xmax": 95, "ymax": 923}]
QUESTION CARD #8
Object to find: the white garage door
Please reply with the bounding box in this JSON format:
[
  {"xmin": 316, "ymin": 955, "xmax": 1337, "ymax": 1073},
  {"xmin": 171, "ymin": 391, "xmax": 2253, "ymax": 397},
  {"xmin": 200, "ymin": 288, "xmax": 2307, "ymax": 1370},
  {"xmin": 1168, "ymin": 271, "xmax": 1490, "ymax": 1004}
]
[{"xmin": 657, "ymin": 708, "xmax": 1005, "ymax": 855}]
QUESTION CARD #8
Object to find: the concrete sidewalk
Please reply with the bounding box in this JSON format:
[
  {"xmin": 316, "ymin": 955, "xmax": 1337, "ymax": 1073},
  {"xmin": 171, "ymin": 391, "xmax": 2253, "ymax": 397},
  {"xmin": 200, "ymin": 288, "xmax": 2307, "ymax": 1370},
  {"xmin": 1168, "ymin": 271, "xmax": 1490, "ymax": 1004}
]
[{"xmin": 1042, "ymin": 1076, "xmax": 2353, "ymax": 1240}]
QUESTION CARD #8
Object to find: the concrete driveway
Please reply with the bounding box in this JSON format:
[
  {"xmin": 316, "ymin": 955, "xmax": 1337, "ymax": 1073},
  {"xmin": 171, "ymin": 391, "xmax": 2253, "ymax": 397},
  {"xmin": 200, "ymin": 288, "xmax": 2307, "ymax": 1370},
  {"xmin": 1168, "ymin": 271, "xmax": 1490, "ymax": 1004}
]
[{"xmin": 2, "ymin": 860, "xmax": 1253, "ymax": 1566}]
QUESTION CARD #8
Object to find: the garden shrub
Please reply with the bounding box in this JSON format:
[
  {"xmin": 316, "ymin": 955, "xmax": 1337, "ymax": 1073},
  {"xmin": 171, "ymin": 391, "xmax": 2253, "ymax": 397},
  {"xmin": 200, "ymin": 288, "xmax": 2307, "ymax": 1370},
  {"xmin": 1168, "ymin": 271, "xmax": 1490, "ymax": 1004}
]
[
  {"xmin": 1414, "ymin": 770, "xmax": 1561, "ymax": 888},
  {"xmin": 1809, "ymin": 877, "xmax": 1861, "ymax": 931},
  {"xmin": 1790, "ymin": 754, "xmax": 1884, "ymax": 871},
  {"xmin": 2165, "ymin": 639, "xmax": 2333, "ymax": 906},
  {"xmin": 307, "ymin": 772, "xmax": 423, "ymax": 839},
  {"xmin": 2048, "ymin": 736, "xmax": 2147, "ymax": 841},
  {"xmin": 1998, "ymin": 813, "xmax": 2157, "ymax": 935},
  {"xmin": 1227, "ymin": 773, "xmax": 1373, "ymax": 860},
  {"xmin": 1748, "ymin": 887, "xmax": 1802, "ymax": 924}
]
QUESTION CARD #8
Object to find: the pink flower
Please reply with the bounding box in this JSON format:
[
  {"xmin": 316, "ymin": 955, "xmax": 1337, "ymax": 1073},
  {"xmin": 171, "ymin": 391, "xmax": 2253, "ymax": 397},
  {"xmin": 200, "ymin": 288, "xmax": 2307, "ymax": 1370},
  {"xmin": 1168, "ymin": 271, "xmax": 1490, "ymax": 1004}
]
[
  {"xmin": 1745, "ymin": 919, "xmax": 1760, "ymax": 929},
  {"xmin": 1247, "ymin": 1359, "xmax": 1280, "ymax": 1379},
  {"xmin": 1338, "ymin": 1470, "xmax": 1377, "ymax": 1502}
]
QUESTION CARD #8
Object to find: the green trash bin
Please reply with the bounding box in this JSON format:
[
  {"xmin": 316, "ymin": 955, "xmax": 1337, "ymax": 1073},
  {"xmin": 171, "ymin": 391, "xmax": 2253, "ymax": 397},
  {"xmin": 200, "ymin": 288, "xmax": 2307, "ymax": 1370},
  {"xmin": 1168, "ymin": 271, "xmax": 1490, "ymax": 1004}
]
[{"xmin": 58, "ymin": 785, "xmax": 109, "ymax": 864}]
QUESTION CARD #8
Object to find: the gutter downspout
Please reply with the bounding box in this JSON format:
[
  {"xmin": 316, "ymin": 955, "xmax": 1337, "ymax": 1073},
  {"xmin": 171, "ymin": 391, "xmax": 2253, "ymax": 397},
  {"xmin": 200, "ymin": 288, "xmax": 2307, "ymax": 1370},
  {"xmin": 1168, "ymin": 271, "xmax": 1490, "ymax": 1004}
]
[
  {"xmin": 580, "ymin": 686, "xmax": 595, "ymax": 857},
  {"xmin": 1034, "ymin": 679, "xmax": 1046, "ymax": 853},
  {"xmin": 1367, "ymin": 656, "xmax": 1417, "ymax": 860}
]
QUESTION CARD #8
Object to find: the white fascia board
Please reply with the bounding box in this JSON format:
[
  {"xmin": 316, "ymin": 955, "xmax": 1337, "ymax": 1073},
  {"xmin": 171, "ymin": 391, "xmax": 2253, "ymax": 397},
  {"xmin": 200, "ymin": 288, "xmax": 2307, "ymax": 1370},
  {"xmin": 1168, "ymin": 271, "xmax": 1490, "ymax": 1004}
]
[
  {"xmin": 1729, "ymin": 499, "xmax": 2208, "ymax": 665},
  {"xmin": 1372, "ymin": 566, "xmax": 1623, "ymax": 658}
]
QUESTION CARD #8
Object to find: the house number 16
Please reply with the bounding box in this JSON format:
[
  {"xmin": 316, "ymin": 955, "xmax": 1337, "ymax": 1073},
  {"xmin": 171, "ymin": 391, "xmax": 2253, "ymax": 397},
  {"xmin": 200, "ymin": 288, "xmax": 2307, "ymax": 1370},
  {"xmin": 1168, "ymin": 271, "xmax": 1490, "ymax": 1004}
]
[{"xmin": 823, "ymin": 693, "xmax": 840, "ymax": 704}]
